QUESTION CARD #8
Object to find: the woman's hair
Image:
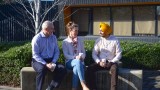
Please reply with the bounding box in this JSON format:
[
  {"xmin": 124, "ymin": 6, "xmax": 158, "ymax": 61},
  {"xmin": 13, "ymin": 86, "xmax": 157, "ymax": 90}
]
[{"xmin": 65, "ymin": 21, "xmax": 78, "ymax": 35}]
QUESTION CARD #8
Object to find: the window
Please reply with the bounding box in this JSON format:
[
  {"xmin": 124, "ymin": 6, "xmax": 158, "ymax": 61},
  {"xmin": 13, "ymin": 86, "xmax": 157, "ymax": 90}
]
[
  {"xmin": 134, "ymin": 6, "xmax": 155, "ymax": 36},
  {"xmin": 93, "ymin": 7, "xmax": 110, "ymax": 35},
  {"xmin": 157, "ymin": 6, "xmax": 160, "ymax": 36},
  {"xmin": 72, "ymin": 8, "xmax": 89, "ymax": 36},
  {"xmin": 70, "ymin": 5, "xmax": 158, "ymax": 36},
  {"xmin": 112, "ymin": 7, "xmax": 132, "ymax": 36}
]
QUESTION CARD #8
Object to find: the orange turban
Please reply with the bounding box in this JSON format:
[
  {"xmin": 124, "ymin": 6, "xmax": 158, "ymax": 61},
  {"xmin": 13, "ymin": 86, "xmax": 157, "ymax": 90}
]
[{"xmin": 99, "ymin": 22, "xmax": 112, "ymax": 36}]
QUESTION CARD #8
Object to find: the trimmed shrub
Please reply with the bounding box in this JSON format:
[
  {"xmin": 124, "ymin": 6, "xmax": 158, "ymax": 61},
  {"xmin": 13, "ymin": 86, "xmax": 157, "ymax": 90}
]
[
  {"xmin": 0, "ymin": 40, "xmax": 160, "ymax": 86},
  {"xmin": 0, "ymin": 42, "xmax": 32, "ymax": 86},
  {"xmin": 121, "ymin": 41, "xmax": 160, "ymax": 70}
]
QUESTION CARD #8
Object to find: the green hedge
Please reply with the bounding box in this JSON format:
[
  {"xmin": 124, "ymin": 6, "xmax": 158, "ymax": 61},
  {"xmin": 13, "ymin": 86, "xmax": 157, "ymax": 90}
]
[
  {"xmin": 0, "ymin": 40, "xmax": 160, "ymax": 86},
  {"xmin": 120, "ymin": 41, "xmax": 160, "ymax": 70},
  {"xmin": 0, "ymin": 41, "xmax": 32, "ymax": 86}
]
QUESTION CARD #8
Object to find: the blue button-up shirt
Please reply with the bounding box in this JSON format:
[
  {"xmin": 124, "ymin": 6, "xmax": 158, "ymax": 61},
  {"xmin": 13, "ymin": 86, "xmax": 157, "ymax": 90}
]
[{"xmin": 31, "ymin": 31, "xmax": 60, "ymax": 65}]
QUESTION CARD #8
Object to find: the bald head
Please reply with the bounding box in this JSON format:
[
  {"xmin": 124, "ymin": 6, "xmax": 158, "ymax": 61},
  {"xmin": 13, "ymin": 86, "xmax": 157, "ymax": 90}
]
[{"xmin": 42, "ymin": 20, "xmax": 54, "ymax": 37}]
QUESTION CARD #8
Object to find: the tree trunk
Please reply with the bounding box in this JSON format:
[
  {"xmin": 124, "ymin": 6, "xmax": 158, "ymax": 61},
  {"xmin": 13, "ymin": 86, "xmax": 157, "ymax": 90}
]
[{"xmin": 34, "ymin": 0, "xmax": 41, "ymax": 34}]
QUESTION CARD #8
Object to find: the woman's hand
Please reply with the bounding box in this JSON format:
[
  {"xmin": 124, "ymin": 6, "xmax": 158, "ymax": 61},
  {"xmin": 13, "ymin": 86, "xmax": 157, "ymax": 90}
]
[
  {"xmin": 75, "ymin": 54, "xmax": 84, "ymax": 61},
  {"xmin": 75, "ymin": 55, "xmax": 81, "ymax": 60}
]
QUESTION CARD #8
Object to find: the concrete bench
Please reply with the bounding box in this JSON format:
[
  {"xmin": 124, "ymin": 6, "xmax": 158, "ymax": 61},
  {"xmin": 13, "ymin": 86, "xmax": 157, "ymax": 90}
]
[{"xmin": 20, "ymin": 67, "xmax": 142, "ymax": 90}]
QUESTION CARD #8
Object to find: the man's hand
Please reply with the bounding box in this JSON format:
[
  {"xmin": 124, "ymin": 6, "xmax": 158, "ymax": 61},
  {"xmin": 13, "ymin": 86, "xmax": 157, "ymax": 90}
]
[
  {"xmin": 46, "ymin": 63, "xmax": 56, "ymax": 71},
  {"xmin": 99, "ymin": 61, "xmax": 107, "ymax": 68},
  {"xmin": 46, "ymin": 63, "xmax": 52, "ymax": 69}
]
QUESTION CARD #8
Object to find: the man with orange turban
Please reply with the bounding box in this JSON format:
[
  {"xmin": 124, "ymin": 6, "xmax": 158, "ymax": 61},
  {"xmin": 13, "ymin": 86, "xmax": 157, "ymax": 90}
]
[{"xmin": 86, "ymin": 22, "xmax": 122, "ymax": 90}]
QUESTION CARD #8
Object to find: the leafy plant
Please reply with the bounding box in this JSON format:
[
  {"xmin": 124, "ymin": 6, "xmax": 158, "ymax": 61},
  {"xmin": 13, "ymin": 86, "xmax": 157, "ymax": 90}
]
[{"xmin": 1, "ymin": 40, "xmax": 160, "ymax": 86}]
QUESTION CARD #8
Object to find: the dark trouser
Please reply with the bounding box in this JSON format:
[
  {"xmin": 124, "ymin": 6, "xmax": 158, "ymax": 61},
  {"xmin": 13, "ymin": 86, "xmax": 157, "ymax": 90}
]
[
  {"xmin": 32, "ymin": 58, "xmax": 67, "ymax": 90},
  {"xmin": 86, "ymin": 63, "xmax": 118, "ymax": 90}
]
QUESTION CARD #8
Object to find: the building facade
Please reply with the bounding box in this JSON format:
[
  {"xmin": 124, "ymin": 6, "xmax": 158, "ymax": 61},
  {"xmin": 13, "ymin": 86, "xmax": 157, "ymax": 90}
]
[{"xmin": 59, "ymin": 0, "xmax": 160, "ymax": 37}]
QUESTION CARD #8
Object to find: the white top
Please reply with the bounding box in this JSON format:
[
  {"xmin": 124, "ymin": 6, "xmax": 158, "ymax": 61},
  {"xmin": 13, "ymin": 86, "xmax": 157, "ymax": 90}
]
[
  {"xmin": 92, "ymin": 35, "xmax": 122, "ymax": 63},
  {"xmin": 62, "ymin": 36, "xmax": 86, "ymax": 62}
]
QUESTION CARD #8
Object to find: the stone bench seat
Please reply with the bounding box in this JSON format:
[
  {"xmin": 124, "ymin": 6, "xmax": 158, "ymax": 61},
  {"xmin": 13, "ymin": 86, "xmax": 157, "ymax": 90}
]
[{"xmin": 20, "ymin": 67, "xmax": 142, "ymax": 90}]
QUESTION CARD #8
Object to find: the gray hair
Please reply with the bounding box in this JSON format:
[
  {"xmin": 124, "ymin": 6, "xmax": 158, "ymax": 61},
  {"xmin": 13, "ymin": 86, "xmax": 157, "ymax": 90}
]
[{"xmin": 42, "ymin": 20, "xmax": 53, "ymax": 30}]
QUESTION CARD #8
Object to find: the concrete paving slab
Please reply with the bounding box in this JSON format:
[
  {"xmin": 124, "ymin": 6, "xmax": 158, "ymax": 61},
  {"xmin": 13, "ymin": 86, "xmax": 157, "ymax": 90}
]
[{"xmin": 0, "ymin": 86, "xmax": 21, "ymax": 90}]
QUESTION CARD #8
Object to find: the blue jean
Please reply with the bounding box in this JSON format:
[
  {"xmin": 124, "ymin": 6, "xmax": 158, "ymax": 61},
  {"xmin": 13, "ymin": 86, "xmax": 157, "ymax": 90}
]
[{"xmin": 66, "ymin": 59, "xmax": 85, "ymax": 88}]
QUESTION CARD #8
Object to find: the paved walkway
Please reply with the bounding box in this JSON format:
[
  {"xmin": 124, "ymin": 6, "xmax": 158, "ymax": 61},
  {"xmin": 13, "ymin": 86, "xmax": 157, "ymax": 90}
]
[{"xmin": 0, "ymin": 70, "xmax": 160, "ymax": 90}]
